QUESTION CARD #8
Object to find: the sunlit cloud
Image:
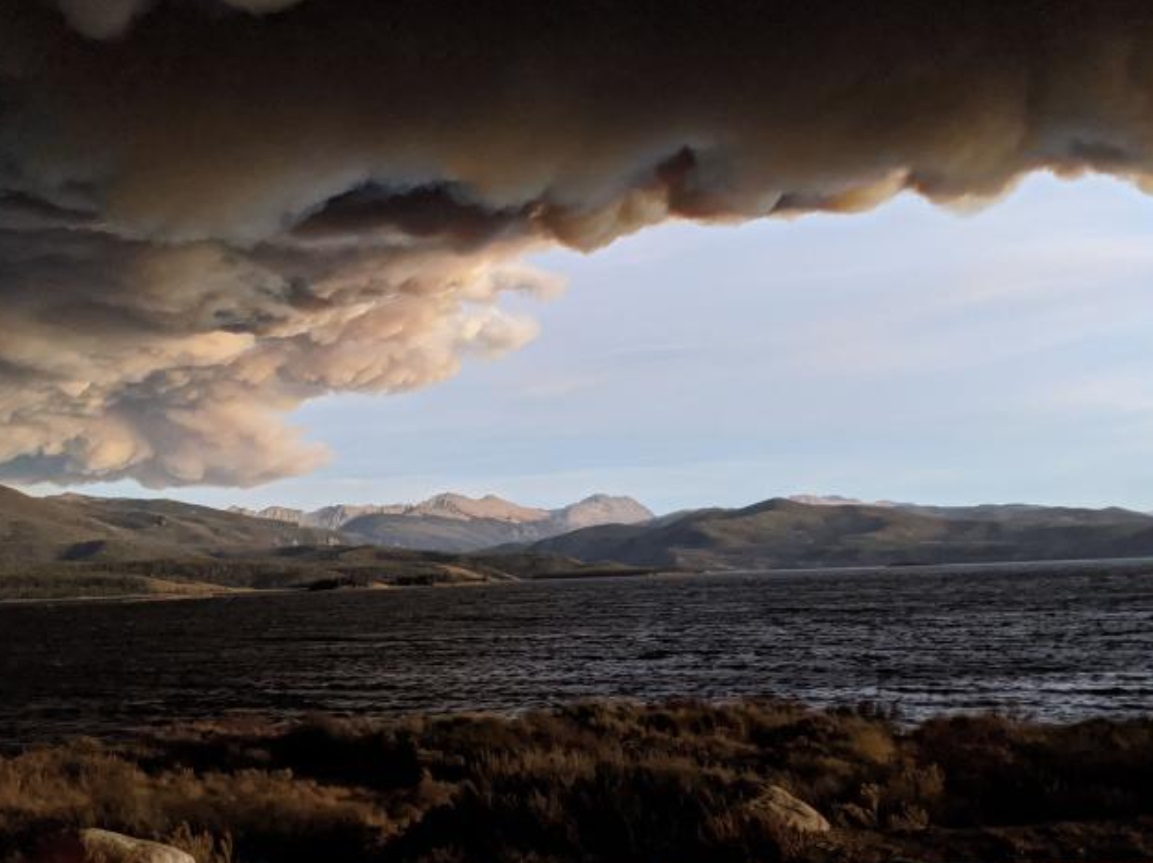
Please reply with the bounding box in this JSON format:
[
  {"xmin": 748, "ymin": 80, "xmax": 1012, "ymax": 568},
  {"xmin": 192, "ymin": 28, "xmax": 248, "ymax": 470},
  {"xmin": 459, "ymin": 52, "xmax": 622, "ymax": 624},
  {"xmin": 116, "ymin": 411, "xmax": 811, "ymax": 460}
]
[{"xmin": 6, "ymin": 2, "xmax": 1153, "ymax": 487}]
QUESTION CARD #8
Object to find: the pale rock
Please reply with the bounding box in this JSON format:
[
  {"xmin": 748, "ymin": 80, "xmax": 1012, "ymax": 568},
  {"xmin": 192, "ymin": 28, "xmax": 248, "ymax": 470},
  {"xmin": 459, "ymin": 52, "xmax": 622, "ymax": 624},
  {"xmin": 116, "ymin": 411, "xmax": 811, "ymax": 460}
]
[
  {"xmin": 37, "ymin": 829, "xmax": 195, "ymax": 863},
  {"xmin": 746, "ymin": 784, "xmax": 832, "ymax": 835}
]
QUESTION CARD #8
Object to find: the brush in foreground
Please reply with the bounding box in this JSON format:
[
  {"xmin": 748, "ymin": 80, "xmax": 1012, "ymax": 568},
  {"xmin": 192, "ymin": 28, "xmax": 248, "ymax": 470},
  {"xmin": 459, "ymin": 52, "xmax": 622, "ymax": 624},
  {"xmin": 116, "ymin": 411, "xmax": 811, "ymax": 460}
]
[{"xmin": 1, "ymin": 699, "xmax": 1151, "ymax": 862}]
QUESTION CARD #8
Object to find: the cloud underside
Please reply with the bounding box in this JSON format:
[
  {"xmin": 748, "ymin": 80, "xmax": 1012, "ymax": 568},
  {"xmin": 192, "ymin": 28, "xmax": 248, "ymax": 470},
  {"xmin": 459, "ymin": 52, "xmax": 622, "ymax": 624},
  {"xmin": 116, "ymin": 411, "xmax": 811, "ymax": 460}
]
[{"xmin": 2, "ymin": 0, "xmax": 1153, "ymax": 486}]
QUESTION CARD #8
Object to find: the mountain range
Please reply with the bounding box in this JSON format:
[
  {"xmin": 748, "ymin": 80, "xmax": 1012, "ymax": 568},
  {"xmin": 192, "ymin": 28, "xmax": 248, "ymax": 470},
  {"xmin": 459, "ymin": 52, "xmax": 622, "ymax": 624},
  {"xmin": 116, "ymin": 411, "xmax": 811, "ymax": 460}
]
[
  {"xmin": 233, "ymin": 493, "xmax": 654, "ymax": 553},
  {"xmin": 7, "ymin": 483, "xmax": 1153, "ymax": 600},
  {"xmin": 0, "ymin": 485, "xmax": 640, "ymax": 600},
  {"xmin": 520, "ymin": 496, "xmax": 1153, "ymax": 570}
]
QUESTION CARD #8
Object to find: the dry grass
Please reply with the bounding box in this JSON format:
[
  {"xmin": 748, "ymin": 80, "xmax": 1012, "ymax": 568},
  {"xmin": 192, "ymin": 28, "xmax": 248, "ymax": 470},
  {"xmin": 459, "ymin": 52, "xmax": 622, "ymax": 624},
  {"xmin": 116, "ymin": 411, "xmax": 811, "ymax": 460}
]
[{"xmin": 1, "ymin": 700, "xmax": 1151, "ymax": 862}]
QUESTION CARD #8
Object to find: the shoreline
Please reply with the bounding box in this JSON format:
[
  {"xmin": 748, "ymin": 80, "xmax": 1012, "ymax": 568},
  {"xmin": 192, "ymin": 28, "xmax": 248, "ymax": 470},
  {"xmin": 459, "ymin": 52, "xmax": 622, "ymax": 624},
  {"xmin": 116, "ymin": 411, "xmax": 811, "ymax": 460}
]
[
  {"xmin": 0, "ymin": 566, "xmax": 679, "ymax": 607},
  {"xmin": 3, "ymin": 553, "xmax": 1150, "ymax": 607}
]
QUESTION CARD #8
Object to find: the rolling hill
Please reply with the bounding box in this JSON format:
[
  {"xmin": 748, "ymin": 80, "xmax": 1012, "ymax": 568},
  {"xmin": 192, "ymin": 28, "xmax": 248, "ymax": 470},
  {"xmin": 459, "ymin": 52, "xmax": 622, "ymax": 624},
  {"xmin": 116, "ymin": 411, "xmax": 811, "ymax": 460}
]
[
  {"xmin": 522, "ymin": 497, "xmax": 1153, "ymax": 570},
  {"xmin": 0, "ymin": 485, "xmax": 647, "ymax": 599},
  {"xmin": 0, "ymin": 485, "xmax": 337, "ymax": 567}
]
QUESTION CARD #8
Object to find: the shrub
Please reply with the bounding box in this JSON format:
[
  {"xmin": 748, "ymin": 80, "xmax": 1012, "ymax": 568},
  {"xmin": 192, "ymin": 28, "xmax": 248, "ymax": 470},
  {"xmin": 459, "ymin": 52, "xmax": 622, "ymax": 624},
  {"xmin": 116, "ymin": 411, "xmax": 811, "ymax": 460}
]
[{"xmin": 1, "ymin": 701, "xmax": 1151, "ymax": 862}]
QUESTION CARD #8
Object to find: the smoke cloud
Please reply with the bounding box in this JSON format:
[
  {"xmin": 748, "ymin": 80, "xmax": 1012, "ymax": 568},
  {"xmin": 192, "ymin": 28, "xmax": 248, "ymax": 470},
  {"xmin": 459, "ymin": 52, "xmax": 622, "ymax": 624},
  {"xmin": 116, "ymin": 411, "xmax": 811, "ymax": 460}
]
[{"xmin": 2, "ymin": 0, "xmax": 1153, "ymax": 486}]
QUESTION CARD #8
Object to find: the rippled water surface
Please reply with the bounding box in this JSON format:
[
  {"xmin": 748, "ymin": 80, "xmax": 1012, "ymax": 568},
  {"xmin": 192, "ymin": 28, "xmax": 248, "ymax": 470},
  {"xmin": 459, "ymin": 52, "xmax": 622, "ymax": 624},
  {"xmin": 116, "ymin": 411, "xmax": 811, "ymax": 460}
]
[{"xmin": 1, "ymin": 565, "xmax": 1151, "ymax": 743}]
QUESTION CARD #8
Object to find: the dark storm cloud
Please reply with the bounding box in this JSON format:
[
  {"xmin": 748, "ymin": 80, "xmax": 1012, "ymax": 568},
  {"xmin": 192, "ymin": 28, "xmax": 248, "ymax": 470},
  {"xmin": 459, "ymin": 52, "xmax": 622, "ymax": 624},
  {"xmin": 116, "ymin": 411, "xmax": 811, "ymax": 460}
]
[{"xmin": 2, "ymin": 0, "xmax": 1153, "ymax": 485}]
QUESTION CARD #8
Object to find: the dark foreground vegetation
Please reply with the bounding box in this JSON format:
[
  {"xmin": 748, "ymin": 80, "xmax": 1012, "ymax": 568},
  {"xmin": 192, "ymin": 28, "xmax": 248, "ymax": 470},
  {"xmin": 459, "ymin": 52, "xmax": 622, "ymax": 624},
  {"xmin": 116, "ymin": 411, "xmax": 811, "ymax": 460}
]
[{"xmin": 2, "ymin": 700, "xmax": 1152, "ymax": 862}]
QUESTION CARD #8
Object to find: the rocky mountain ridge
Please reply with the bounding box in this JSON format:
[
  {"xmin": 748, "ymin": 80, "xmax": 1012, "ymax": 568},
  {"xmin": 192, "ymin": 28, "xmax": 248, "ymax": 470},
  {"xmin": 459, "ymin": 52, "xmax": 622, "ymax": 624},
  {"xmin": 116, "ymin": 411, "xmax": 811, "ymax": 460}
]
[{"xmin": 233, "ymin": 492, "xmax": 654, "ymax": 552}]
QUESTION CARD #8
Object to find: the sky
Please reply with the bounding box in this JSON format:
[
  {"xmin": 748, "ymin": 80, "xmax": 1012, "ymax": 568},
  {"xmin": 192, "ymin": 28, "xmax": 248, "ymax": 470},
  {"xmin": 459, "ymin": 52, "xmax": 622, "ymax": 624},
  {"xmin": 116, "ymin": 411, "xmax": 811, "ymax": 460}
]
[
  {"xmin": 50, "ymin": 172, "xmax": 1153, "ymax": 515},
  {"xmin": 10, "ymin": 2, "xmax": 1153, "ymax": 511}
]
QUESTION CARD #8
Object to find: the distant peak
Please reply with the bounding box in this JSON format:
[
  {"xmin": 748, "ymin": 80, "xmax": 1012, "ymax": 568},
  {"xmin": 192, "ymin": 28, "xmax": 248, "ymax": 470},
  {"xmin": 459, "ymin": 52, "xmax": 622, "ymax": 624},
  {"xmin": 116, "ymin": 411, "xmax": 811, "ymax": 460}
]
[
  {"xmin": 555, "ymin": 494, "xmax": 654, "ymax": 528},
  {"xmin": 408, "ymin": 492, "xmax": 549, "ymax": 523},
  {"xmin": 787, "ymin": 494, "xmax": 900, "ymax": 508},
  {"xmin": 225, "ymin": 489, "xmax": 661, "ymax": 539},
  {"xmin": 424, "ymin": 492, "xmax": 463, "ymax": 504},
  {"xmin": 53, "ymin": 492, "xmax": 94, "ymax": 502}
]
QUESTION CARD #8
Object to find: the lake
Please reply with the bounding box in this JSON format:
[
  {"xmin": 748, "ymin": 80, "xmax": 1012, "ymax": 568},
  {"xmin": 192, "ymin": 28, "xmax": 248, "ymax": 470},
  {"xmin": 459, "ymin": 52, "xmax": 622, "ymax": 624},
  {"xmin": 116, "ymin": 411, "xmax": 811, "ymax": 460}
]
[{"xmin": 1, "ymin": 564, "xmax": 1151, "ymax": 744}]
